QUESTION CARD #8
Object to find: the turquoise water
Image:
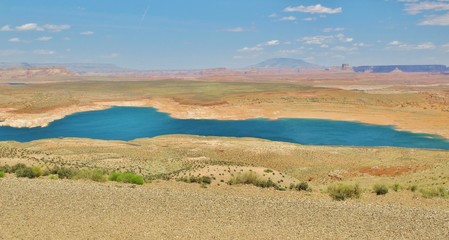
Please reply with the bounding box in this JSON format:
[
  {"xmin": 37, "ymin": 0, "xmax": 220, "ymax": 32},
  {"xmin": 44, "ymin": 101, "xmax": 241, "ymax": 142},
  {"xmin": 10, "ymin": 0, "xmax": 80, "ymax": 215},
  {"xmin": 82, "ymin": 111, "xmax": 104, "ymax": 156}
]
[{"xmin": 1, "ymin": 107, "xmax": 449, "ymax": 150}]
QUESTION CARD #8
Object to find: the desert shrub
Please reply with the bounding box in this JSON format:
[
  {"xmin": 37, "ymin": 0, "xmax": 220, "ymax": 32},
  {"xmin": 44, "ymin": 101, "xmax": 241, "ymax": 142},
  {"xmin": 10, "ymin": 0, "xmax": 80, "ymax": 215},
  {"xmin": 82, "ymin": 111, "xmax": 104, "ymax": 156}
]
[
  {"xmin": 49, "ymin": 174, "xmax": 58, "ymax": 180},
  {"xmin": 108, "ymin": 172, "xmax": 121, "ymax": 181},
  {"xmin": 290, "ymin": 182, "xmax": 310, "ymax": 191},
  {"xmin": 31, "ymin": 166, "xmax": 43, "ymax": 177},
  {"xmin": 0, "ymin": 164, "xmax": 12, "ymax": 173},
  {"xmin": 201, "ymin": 176, "xmax": 212, "ymax": 184},
  {"xmin": 327, "ymin": 183, "xmax": 362, "ymax": 201},
  {"xmin": 11, "ymin": 163, "xmax": 27, "ymax": 173},
  {"xmin": 373, "ymin": 184, "xmax": 389, "ymax": 195},
  {"xmin": 177, "ymin": 175, "xmax": 212, "ymax": 185},
  {"xmin": 0, "ymin": 170, "xmax": 4, "ymax": 178},
  {"xmin": 73, "ymin": 169, "xmax": 107, "ymax": 182},
  {"xmin": 115, "ymin": 172, "xmax": 145, "ymax": 185},
  {"xmin": 408, "ymin": 185, "xmax": 418, "ymax": 192},
  {"xmin": 53, "ymin": 167, "xmax": 78, "ymax": 179},
  {"xmin": 147, "ymin": 173, "xmax": 171, "ymax": 181},
  {"xmin": 420, "ymin": 187, "xmax": 449, "ymax": 199},
  {"xmin": 228, "ymin": 172, "xmax": 282, "ymax": 190},
  {"xmin": 16, "ymin": 167, "xmax": 37, "ymax": 178},
  {"xmin": 228, "ymin": 171, "xmax": 260, "ymax": 185},
  {"xmin": 255, "ymin": 179, "xmax": 277, "ymax": 188},
  {"xmin": 264, "ymin": 169, "xmax": 273, "ymax": 173},
  {"xmin": 392, "ymin": 183, "xmax": 401, "ymax": 192}
]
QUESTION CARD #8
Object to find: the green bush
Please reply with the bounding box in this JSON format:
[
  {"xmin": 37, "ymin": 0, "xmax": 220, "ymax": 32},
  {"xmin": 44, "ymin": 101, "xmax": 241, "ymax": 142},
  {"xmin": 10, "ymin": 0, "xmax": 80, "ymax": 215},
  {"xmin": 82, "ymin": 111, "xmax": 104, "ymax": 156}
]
[
  {"xmin": 0, "ymin": 170, "xmax": 4, "ymax": 178},
  {"xmin": 290, "ymin": 182, "xmax": 310, "ymax": 191},
  {"xmin": 53, "ymin": 167, "xmax": 78, "ymax": 179},
  {"xmin": 255, "ymin": 179, "xmax": 277, "ymax": 188},
  {"xmin": 108, "ymin": 172, "xmax": 121, "ymax": 181},
  {"xmin": 373, "ymin": 184, "xmax": 389, "ymax": 195},
  {"xmin": 327, "ymin": 183, "xmax": 362, "ymax": 201},
  {"xmin": 392, "ymin": 183, "xmax": 401, "ymax": 192},
  {"xmin": 31, "ymin": 166, "xmax": 43, "ymax": 177},
  {"xmin": 11, "ymin": 163, "xmax": 27, "ymax": 173},
  {"xmin": 73, "ymin": 169, "xmax": 107, "ymax": 182},
  {"xmin": 420, "ymin": 187, "xmax": 449, "ymax": 199},
  {"xmin": 49, "ymin": 174, "xmax": 58, "ymax": 180},
  {"xmin": 113, "ymin": 172, "xmax": 145, "ymax": 185},
  {"xmin": 0, "ymin": 164, "xmax": 12, "ymax": 173},
  {"xmin": 228, "ymin": 171, "xmax": 260, "ymax": 185},
  {"xmin": 16, "ymin": 167, "xmax": 37, "ymax": 178}
]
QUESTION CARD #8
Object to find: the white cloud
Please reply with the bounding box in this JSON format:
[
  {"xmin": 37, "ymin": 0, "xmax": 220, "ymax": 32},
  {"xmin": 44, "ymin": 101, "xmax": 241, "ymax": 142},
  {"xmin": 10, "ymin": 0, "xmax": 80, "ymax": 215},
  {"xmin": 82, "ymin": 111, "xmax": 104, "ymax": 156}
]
[
  {"xmin": 224, "ymin": 27, "xmax": 245, "ymax": 32},
  {"xmin": 37, "ymin": 36, "xmax": 52, "ymax": 41},
  {"xmin": 277, "ymin": 48, "xmax": 304, "ymax": 55},
  {"xmin": 400, "ymin": 1, "xmax": 449, "ymax": 26},
  {"xmin": 415, "ymin": 42, "xmax": 437, "ymax": 49},
  {"xmin": 0, "ymin": 49, "xmax": 24, "ymax": 56},
  {"xmin": 332, "ymin": 46, "xmax": 358, "ymax": 52},
  {"xmin": 4, "ymin": 23, "xmax": 70, "ymax": 32},
  {"xmin": 284, "ymin": 4, "xmax": 342, "ymax": 14},
  {"xmin": 419, "ymin": 12, "xmax": 449, "ymax": 25},
  {"xmin": 102, "ymin": 53, "xmax": 120, "ymax": 59},
  {"xmin": 389, "ymin": 40, "xmax": 402, "ymax": 46},
  {"xmin": 302, "ymin": 17, "xmax": 317, "ymax": 21},
  {"xmin": 44, "ymin": 24, "xmax": 70, "ymax": 32},
  {"xmin": 16, "ymin": 23, "xmax": 44, "ymax": 31},
  {"xmin": 80, "ymin": 31, "xmax": 94, "ymax": 35},
  {"xmin": 280, "ymin": 16, "xmax": 297, "ymax": 21},
  {"xmin": 405, "ymin": 1, "xmax": 449, "ymax": 15},
  {"xmin": 387, "ymin": 41, "xmax": 436, "ymax": 50},
  {"xmin": 261, "ymin": 40, "xmax": 280, "ymax": 46},
  {"xmin": 323, "ymin": 27, "xmax": 345, "ymax": 32},
  {"xmin": 8, "ymin": 38, "xmax": 22, "ymax": 43},
  {"xmin": 353, "ymin": 43, "xmax": 367, "ymax": 47},
  {"xmin": 336, "ymin": 33, "xmax": 353, "ymax": 42},
  {"xmin": 302, "ymin": 35, "xmax": 334, "ymax": 45},
  {"xmin": 442, "ymin": 43, "xmax": 449, "ymax": 52},
  {"xmin": 238, "ymin": 40, "xmax": 280, "ymax": 53},
  {"xmin": 1, "ymin": 25, "xmax": 12, "ymax": 31},
  {"xmin": 33, "ymin": 49, "xmax": 56, "ymax": 55},
  {"xmin": 301, "ymin": 34, "xmax": 353, "ymax": 45},
  {"xmin": 238, "ymin": 46, "xmax": 263, "ymax": 52},
  {"xmin": 269, "ymin": 13, "xmax": 278, "ymax": 18}
]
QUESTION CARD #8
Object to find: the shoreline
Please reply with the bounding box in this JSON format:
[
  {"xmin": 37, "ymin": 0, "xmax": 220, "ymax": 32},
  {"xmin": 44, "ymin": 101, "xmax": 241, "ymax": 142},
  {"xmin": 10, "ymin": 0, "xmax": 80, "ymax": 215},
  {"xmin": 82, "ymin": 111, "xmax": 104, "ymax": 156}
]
[{"xmin": 1, "ymin": 98, "xmax": 449, "ymax": 140}]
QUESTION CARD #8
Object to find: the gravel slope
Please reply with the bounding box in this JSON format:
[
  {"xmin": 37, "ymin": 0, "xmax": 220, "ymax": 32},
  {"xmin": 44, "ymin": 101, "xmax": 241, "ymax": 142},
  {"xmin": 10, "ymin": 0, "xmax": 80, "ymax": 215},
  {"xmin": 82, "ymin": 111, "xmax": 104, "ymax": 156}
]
[{"xmin": 1, "ymin": 178, "xmax": 448, "ymax": 240}]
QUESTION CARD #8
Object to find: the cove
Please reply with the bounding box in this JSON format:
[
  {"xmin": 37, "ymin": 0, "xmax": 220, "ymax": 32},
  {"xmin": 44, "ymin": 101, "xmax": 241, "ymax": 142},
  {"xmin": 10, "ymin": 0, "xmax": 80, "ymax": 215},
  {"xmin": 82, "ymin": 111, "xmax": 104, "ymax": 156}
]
[{"xmin": 1, "ymin": 106, "xmax": 449, "ymax": 150}]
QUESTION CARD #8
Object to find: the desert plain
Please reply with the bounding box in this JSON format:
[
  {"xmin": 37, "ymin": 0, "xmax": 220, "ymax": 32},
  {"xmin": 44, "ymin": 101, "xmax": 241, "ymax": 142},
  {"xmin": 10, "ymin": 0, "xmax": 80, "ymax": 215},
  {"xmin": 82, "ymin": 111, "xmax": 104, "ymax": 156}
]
[{"xmin": 1, "ymin": 71, "xmax": 449, "ymax": 239}]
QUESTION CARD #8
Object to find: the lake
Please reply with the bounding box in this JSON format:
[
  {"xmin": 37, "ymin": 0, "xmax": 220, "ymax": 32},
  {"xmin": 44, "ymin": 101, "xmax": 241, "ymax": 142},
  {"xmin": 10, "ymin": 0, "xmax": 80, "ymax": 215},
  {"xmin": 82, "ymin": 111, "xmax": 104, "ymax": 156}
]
[{"xmin": 1, "ymin": 106, "xmax": 449, "ymax": 150}]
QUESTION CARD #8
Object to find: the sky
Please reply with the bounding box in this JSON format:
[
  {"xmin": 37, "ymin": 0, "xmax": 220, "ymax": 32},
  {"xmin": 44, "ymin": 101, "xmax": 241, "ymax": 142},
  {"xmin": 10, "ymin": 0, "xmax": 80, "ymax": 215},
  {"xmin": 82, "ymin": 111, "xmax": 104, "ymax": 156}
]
[{"xmin": 0, "ymin": 0, "xmax": 448, "ymax": 70}]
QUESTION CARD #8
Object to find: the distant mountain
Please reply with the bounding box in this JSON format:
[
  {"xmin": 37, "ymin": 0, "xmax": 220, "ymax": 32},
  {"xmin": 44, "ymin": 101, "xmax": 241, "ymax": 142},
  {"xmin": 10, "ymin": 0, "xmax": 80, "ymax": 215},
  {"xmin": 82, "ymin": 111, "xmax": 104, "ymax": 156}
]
[
  {"xmin": 250, "ymin": 58, "xmax": 320, "ymax": 69},
  {"xmin": 353, "ymin": 65, "xmax": 448, "ymax": 73},
  {"xmin": 0, "ymin": 62, "xmax": 130, "ymax": 74},
  {"xmin": 0, "ymin": 66, "xmax": 75, "ymax": 79}
]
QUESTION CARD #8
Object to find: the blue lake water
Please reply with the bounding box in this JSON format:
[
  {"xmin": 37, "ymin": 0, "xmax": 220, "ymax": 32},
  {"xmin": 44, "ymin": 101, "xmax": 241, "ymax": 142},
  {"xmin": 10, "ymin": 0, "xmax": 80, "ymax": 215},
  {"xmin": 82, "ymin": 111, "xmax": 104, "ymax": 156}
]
[{"xmin": 1, "ymin": 106, "xmax": 449, "ymax": 150}]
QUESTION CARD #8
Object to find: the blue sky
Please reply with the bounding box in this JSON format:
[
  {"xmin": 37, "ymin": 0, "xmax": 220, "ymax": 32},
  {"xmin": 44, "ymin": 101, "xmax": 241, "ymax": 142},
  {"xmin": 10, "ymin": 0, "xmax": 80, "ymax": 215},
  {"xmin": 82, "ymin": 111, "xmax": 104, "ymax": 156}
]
[{"xmin": 1, "ymin": 0, "xmax": 448, "ymax": 69}]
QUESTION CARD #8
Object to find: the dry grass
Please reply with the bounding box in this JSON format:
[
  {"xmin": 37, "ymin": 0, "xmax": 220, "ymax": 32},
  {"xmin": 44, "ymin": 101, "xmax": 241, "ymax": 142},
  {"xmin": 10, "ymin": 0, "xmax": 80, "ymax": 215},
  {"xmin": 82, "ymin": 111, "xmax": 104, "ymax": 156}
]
[{"xmin": 1, "ymin": 135, "xmax": 449, "ymax": 191}]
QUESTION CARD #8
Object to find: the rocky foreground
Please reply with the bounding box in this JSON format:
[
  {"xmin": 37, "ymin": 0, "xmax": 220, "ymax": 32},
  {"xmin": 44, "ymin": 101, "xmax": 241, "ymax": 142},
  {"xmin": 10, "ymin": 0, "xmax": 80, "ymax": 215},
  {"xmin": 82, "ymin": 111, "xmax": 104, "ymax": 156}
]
[{"xmin": 0, "ymin": 178, "xmax": 448, "ymax": 239}]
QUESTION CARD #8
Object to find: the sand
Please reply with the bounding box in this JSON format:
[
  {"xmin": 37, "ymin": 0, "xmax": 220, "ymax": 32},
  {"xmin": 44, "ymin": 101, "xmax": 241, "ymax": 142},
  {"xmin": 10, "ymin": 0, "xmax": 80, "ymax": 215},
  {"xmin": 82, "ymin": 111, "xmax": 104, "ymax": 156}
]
[{"xmin": 1, "ymin": 178, "xmax": 448, "ymax": 240}]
